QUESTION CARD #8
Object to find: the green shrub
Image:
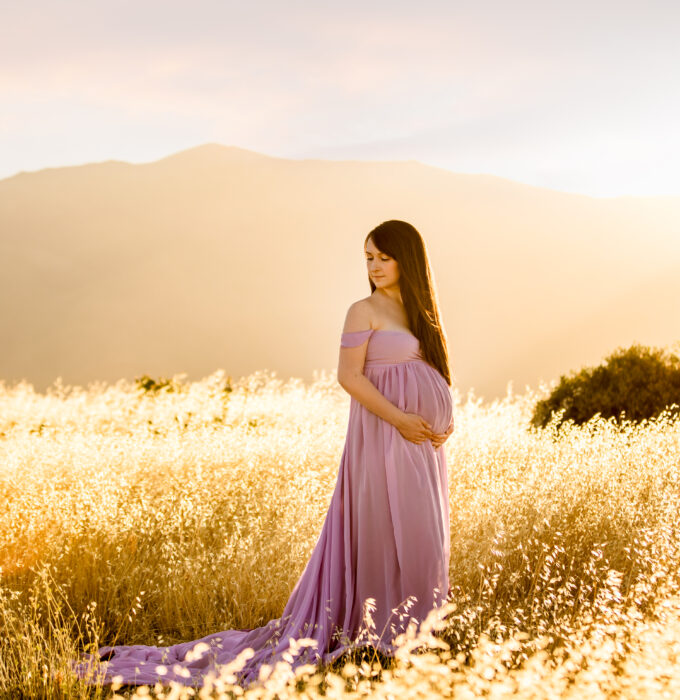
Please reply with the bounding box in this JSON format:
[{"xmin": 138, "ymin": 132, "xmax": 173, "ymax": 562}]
[
  {"xmin": 531, "ymin": 343, "xmax": 680, "ymax": 429},
  {"xmin": 134, "ymin": 373, "xmax": 185, "ymax": 395},
  {"xmin": 134, "ymin": 373, "xmax": 234, "ymax": 396}
]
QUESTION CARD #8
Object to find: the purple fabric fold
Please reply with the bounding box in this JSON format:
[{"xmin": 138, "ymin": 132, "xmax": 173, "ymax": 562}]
[{"xmin": 340, "ymin": 329, "xmax": 374, "ymax": 347}]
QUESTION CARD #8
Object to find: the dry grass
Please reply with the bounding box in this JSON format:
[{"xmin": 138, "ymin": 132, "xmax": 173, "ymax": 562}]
[{"xmin": 1, "ymin": 368, "xmax": 679, "ymax": 698}]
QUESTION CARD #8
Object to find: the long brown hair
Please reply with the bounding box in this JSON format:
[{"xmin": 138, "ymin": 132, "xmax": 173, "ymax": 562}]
[{"xmin": 365, "ymin": 220, "xmax": 452, "ymax": 386}]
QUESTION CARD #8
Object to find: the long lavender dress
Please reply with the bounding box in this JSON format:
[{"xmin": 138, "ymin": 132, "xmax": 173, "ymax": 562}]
[{"xmin": 71, "ymin": 328, "xmax": 452, "ymax": 688}]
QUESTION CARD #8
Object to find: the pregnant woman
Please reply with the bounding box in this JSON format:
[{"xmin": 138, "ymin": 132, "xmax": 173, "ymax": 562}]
[{"xmin": 72, "ymin": 219, "xmax": 455, "ymax": 689}]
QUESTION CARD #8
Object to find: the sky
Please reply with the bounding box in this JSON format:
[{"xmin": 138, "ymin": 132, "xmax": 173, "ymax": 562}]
[{"xmin": 1, "ymin": 0, "xmax": 679, "ymax": 197}]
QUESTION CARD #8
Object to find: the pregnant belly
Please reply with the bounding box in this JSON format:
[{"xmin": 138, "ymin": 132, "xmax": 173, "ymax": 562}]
[{"xmin": 366, "ymin": 360, "xmax": 453, "ymax": 435}]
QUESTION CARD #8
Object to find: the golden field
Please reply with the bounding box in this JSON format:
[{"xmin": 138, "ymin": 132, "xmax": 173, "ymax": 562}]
[{"xmin": 1, "ymin": 369, "xmax": 680, "ymax": 699}]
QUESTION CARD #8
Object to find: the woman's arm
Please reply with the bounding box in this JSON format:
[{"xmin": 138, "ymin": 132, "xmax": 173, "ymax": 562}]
[{"xmin": 339, "ymin": 370, "xmax": 406, "ymax": 428}]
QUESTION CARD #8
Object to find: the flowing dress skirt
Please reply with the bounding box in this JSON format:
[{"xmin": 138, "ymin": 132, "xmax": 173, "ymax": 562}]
[{"xmin": 70, "ymin": 329, "xmax": 453, "ymax": 688}]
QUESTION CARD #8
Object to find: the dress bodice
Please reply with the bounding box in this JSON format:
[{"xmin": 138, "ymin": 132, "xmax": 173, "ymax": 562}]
[{"xmin": 340, "ymin": 329, "xmax": 424, "ymax": 367}]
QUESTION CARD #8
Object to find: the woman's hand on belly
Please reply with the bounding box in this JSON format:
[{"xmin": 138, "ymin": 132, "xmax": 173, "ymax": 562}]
[
  {"xmin": 429, "ymin": 418, "xmax": 454, "ymax": 450},
  {"xmin": 395, "ymin": 411, "xmax": 436, "ymax": 445}
]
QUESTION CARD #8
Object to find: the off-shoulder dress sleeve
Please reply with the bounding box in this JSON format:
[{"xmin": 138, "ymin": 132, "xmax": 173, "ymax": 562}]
[{"xmin": 340, "ymin": 329, "xmax": 374, "ymax": 347}]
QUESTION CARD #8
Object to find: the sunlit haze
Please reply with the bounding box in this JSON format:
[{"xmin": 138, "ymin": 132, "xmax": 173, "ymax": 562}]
[{"xmin": 1, "ymin": 0, "xmax": 679, "ymax": 196}]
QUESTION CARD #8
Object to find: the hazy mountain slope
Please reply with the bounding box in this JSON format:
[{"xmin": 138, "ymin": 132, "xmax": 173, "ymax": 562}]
[{"xmin": 1, "ymin": 143, "xmax": 678, "ymax": 399}]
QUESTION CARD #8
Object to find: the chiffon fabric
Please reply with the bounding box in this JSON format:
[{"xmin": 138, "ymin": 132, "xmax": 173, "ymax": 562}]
[{"xmin": 71, "ymin": 328, "xmax": 453, "ymax": 689}]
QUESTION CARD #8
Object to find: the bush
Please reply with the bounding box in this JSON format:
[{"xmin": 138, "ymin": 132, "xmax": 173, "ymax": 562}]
[
  {"xmin": 531, "ymin": 343, "xmax": 680, "ymax": 429},
  {"xmin": 134, "ymin": 373, "xmax": 185, "ymax": 395},
  {"xmin": 134, "ymin": 373, "xmax": 234, "ymax": 396}
]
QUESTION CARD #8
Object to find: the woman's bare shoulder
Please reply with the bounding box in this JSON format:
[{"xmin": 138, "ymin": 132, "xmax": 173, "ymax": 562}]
[{"xmin": 342, "ymin": 297, "xmax": 376, "ymax": 333}]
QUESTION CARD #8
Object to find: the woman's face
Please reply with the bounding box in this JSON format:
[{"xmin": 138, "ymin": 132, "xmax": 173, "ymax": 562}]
[{"xmin": 365, "ymin": 238, "xmax": 399, "ymax": 288}]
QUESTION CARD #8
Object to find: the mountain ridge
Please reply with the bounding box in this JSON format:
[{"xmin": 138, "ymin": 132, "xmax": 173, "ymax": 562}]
[{"xmin": 1, "ymin": 142, "xmax": 678, "ymax": 398}]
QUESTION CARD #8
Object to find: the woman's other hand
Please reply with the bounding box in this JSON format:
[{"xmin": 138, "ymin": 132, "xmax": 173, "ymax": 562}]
[{"xmin": 430, "ymin": 418, "xmax": 454, "ymax": 450}]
